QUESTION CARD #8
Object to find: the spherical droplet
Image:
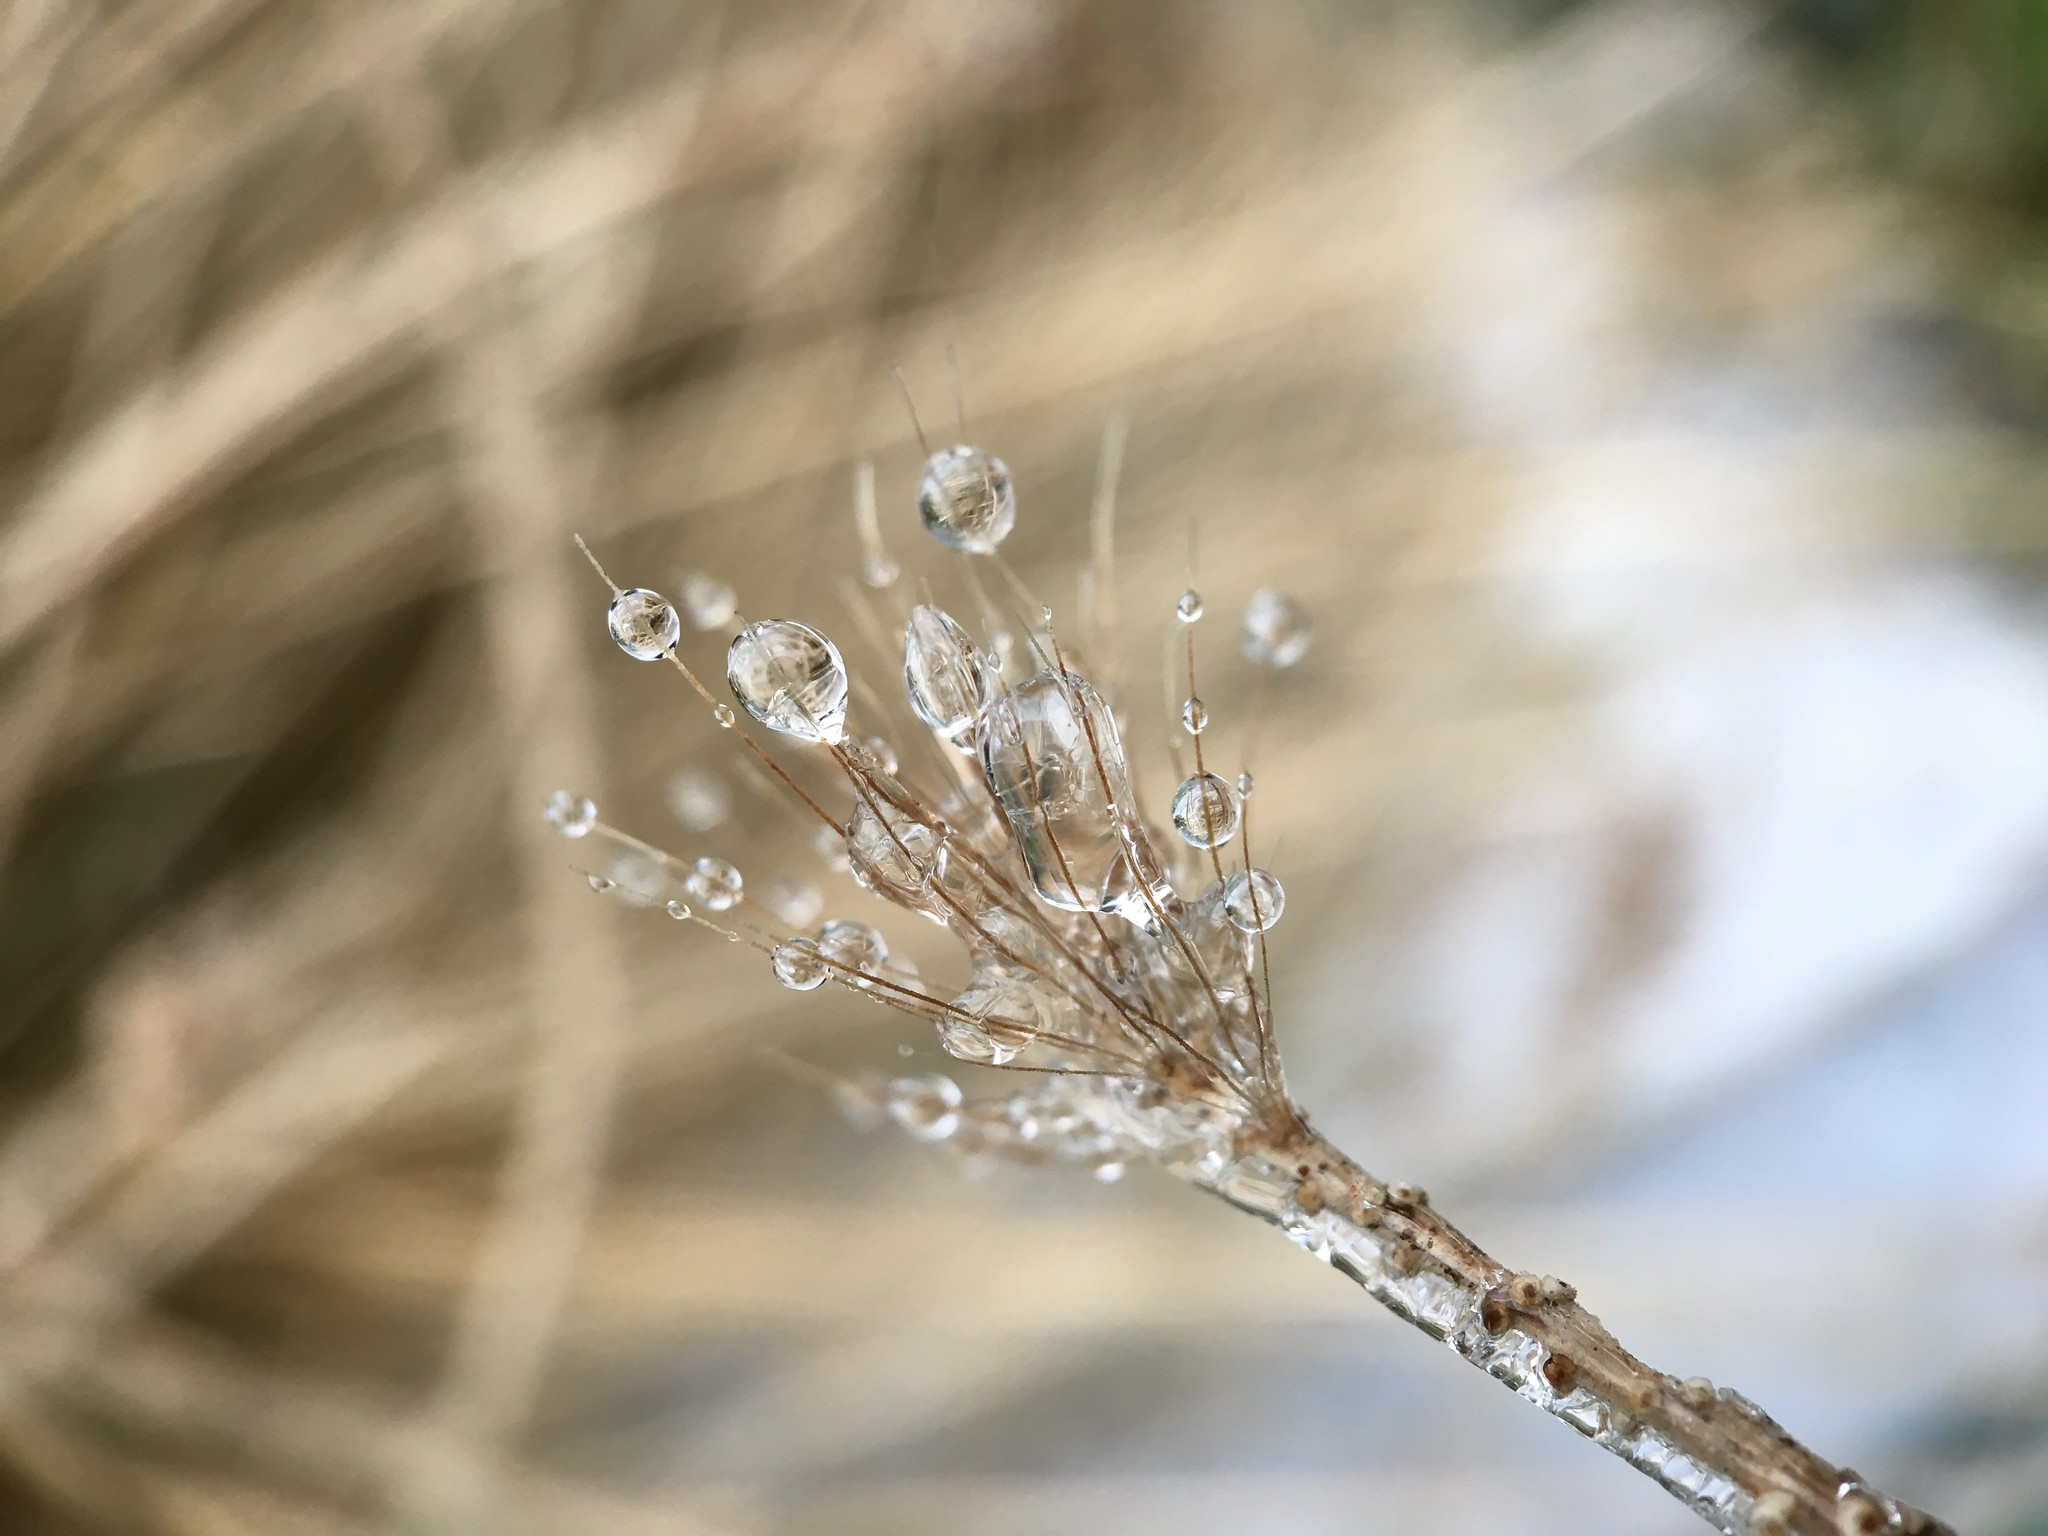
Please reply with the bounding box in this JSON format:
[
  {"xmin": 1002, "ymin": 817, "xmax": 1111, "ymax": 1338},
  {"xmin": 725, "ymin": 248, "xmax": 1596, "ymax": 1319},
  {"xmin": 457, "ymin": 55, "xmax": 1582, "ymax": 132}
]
[
  {"xmin": 917, "ymin": 445, "xmax": 1016, "ymax": 553},
  {"xmin": 685, "ymin": 856, "xmax": 743, "ymax": 912},
  {"xmin": 665, "ymin": 767, "xmax": 730, "ymax": 832},
  {"xmin": 763, "ymin": 877, "xmax": 822, "ymax": 928},
  {"xmin": 819, "ymin": 918, "xmax": 888, "ymax": 982},
  {"xmin": 938, "ymin": 1011, "xmax": 1019, "ymax": 1066},
  {"xmin": 1236, "ymin": 769, "xmax": 1255, "ymax": 797},
  {"xmin": 726, "ymin": 620, "xmax": 849, "ymax": 744},
  {"xmin": 713, "ymin": 703, "xmax": 736, "ymax": 728},
  {"xmin": 772, "ymin": 935, "xmax": 830, "ymax": 991},
  {"xmin": 1222, "ymin": 867, "xmax": 1285, "ymax": 932},
  {"xmin": 1171, "ymin": 772, "xmax": 1241, "ymax": 849},
  {"xmin": 1181, "ymin": 696, "xmax": 1209, "ymax": 735},
  {"xmin": 543, "ymin": 790, "xmax": 596, "ymax": 838},
  {"xmin": 607, "ymin": 587, "xmax": 680, "ymax": 660},
  {"xmin": 679, "ymin": 571, "xmax": 737, "ymax": 630},
  {"xmin": 1241, "ymin": 589, "xmax": 1312, "ymax": 668},
  {"xmin": 887, "ymin": 1073, "xmax": 963, "ymax": 1141},
  {"xmin": 665, "ymin": 899, "xmax": 692, "ymax": 920},
  {"xmin": 902, "ymin": 605, "xmax": 993, "ymax": 747},
  {"xmin": 1176, "ymin": 588, "xmax": 1204, "ymax": 624}
]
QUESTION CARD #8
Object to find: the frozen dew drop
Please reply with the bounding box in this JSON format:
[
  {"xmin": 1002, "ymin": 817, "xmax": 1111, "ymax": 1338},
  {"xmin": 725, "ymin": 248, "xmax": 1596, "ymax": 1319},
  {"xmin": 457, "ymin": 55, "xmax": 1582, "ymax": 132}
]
[
  {"xmin": 1241, "ymin": 588, "xmax": 1312, "ymax": 668},
  {"xmin": 1222, "ymin": 867, "xmax": 1286, "ymax": 933},
  {"xmin": 1236, "ymin": 769, "xmax": 1255, "ymax": 797},
  {"xmin": 665, "ymin": 899, "xmax": 692, "ymax": 920},
  {"xmin": 666, "ymin": 766, "xmax": 730, "ymax": 831},
  {"xmin": 819, "ymin": 918, "xmax": 888, "ymax": 984},
  {"xmin": 1176, "ymin": 588, "xmax": 1204, "ymax": 624},
  {"xmin": 543, "ymin": 790, "xmax": 596, "ymax": 838},
  {"xmin": 1171, "ymin": 772, "xmax": 1241, "ymax": 850},
  {"xmin": 845, "ymin": 797, "xmax": 939, "ymax": 900},
  {"xmin": 861, "ymin": 736, "xmax": 899, "ymax": 776},
  {"xmin": 917, "ymin": 445, "xmax": 1016, "ymax": 553},
  {"xmin": 726, "ymin": 620, "xmax": 849, "ymax": 744},
  {"xmin": 902, "ymin": 605, "xmax": 993, "ymax": 747},
  {"xmin": 772, "ymin": 935, "xmax": 830, "ymax": 991},
  {"xmin": 978, "ymin": 670, "xmax": 1136, "ymax": 913},
  {"xmin": 679, "ymin": 570, "xmax": 737, "ymax": 630},
  {"xmin": 585, "ymin": 874, "xmax": 614, "ymax": 894},
  {"xmin": 888, "ymin": 1073, "xmax": 963, "ymax": 1142},
  {"xmin": 1181, "ymin": 696, "xmax": 1209, "ymax": 735},
  {"xmin": 607, "ymin": 587, "xmax": 681, "ymax": 660},
  {"xmin": 938, "ymin": 1012, "xmax": 1018, "ymax": 1066},
  {"xmin": 763, "ymin": 877, "xmax": 823, "ymax": 928},
  {"xmin": 713, "ymin": 703, "xmax": 736, "ymax": 729},
  {"xmin": 685, "ymin": 856, "xmax": 743, "ymax": 912}
]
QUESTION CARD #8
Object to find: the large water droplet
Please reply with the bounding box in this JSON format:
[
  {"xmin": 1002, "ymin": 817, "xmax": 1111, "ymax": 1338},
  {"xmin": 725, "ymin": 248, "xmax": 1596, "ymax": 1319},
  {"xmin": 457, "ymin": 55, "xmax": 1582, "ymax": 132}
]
[
  {"xmin": 903, "ymin": 605, "xmax": 993, "ymax": 747},
  {"xmin": 1171, "ymin": 772, "xmax": 1240, "ymax": 849},
  {"xmin": 940, "ymin": 973, "xmax": 1050, "ymax": 1065},
  {"xmin": 608, "ymin": 588, "xmax": 680, "ymax": 660},
  {"xmin": 666, "ymin": 766, "xmax": 729, "ymax": 830},
  {"xmin": 1242, "ymin": 589, "xmax": 1312, "ymax": 668},
  {"xmin": 819, "ymin": 918, "xmax": 888, "ymax": 983},
  {"xmin": 977, "ymin": 670, "xmax": 1135, "ymax": 913},
  {"xmin": 679, "ymin": 571, "xmax": 737, "ymax": 630},
  {"xmin": 1222, "ymin": 867, "xmax": 1285, "ymax": 932},
  {"xmin": 772, "ymin": 936, "xmax": 829, "ymax": 991},
  {"xmin": 888, "ymin": 1073, "xmax": 963, "ymax": 1141},
  {"xmin": 543, "ymin": 791, "xmax": 596, "ymax": 838},
  {"xmin": 726, "ymin": 620, "xmax": 849, "ymax": 744},
  {"xmin": 917, "ymin": 446, "xmax": 1016, "ymax": 553},
  {"xmin": 685, "ymin": 856, "xmax": 743, "ymax": 912}
]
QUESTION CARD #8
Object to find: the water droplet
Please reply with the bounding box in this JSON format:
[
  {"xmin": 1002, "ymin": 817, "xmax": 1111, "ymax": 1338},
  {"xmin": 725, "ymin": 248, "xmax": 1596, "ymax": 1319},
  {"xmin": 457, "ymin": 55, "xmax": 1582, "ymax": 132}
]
[
  {"xmin": 1171, "ymin": 772, "xmax": 1240, "ymax": 849},
  {"xmin": 1181, "ymin": 697, "xmax": 1208, "ymax": 735},
  {"xmin": 977, "ymin": 670, "xmax": 1135, "ymax": 913},
  {"xmin": 1176, "ymin": 588, "xmax": 1204, "ymax": 623},
  {"xmin": 845, "ymin": 796, "xmax": 939, "ymax": 901},
  {"xmin": 1241, "ymin": 589, "xmax": 1311, "ymax": 668},
  {"xmin": 679, "ymin": 571, "xmax": 737, "ymax": 630},
  {"xmin": 863, "ymin": 554, "xmax": 900, "ymax": 588},
  {"xmin": 763, "ymin": 878, "xmax": 822, "ymax": 928},
  {"xmin": 585, "ymin": 874, "xmax": 614, "ymax": 893},
  {"xmin": 772, "ymin": 935, "xmax": 830, "ymax": 991},
  {"xmin": 665, "ymin": 767, "xmax": 730, "ymax": 831},
  {"xmin": 1236, "ymin": 769, "xmax": 1255, "ymax": 797},
  {"xmin": 1222, "ymin": 868, "xmax": 1285, "ymax": 932},
  {"xmin": 917, "ymin": 445, "xmax": 1016, "ymax": 553},
  {"xmin": 1093, "ymin": 1160, "xmax": 1127, "ymax": 1183},
  {"xmin": 888, "ymin": 1073, "xmax": 963, "ymax": 1141},
  {"xmin": 726, "ymin": 620, "xmax": 849, "ymax": 744},
  {"xmin": 897, "ymin": 1042, "xmax": 915, "ymax": 1058},
  {"xmin": 861, "ymin": 736, "xmax": 899, "ymax": 776},
  {"xmin": 685, "ymin": 856, "xmax": 743, "ymax": 912},
  {"xmin": 713, "ymin": 703, "xmax": 736, "ymax": 729},
  {"xmin": 607, "ymin": 588, "xmax": 680, "ymax": 660},
  {"xmin": 543, "ymin": 791, "xmax": 596, "ymax": 838},
  {"xmin": 665, "ymin": 899, "xmax": 692, "ymax": 920},
  {"xmin": 902, "ymin": 605, "xmax": 993, "ymax": 747},
  {"xmin": 819, "ymin": 918, "xmax": 888, "ymax": 983}
]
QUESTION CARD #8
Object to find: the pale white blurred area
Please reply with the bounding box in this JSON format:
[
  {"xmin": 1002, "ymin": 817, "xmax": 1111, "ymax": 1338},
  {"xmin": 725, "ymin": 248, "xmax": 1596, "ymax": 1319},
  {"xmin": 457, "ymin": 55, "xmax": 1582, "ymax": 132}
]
[{"xmin": 2, "ymin": 1, "xmax": 2046, "ymax": 1534}]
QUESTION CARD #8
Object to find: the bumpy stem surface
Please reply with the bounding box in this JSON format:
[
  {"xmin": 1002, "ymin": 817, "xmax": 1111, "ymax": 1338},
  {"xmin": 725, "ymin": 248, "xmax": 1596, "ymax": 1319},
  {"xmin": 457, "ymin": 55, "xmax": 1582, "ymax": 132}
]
[{"xmin": 1190, "ymin": 1127, "xmax": 1952, "ymax": 1536}]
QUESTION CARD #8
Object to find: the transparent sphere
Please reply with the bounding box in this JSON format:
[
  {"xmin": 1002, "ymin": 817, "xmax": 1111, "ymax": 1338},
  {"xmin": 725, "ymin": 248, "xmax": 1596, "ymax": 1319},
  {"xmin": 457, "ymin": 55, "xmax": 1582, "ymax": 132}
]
[
  {"xmin": 678, "ymin": 570, "xmax": 737, "ymax": 630},
  {"xmin": 903, "ymin": 604, "xmax": 992, "ymax": 746},
  {"xmin": 887, "ymin": 1073, "xmax": 963, "ymax": 1141},
  {"xmin": 543, "ymin": 790, "xmax": 596, "ymax": 838},
  {"xmin": 726, "ymin": 620, "xmax": 849, "ymax": 744},
  {"xmin": 1171, "ymin": 772, "xmax": 1241, "ymax": 849},
  {"xmin": 685, "ymin": 856, "xmax": 743, "ymax": 912},
  {"xmin": 819, "ymin": 918, "xmax": 888, "ymax": 981},
  {"xmin": 1176, "ymin": 588, "xmax": 1204, "ymax": 624},
  {"xmin": 772, "ymin": 936, "xmax": 830, "ymax": 991},
  {"xmin": 1222, "ymin": 867, "xmax": 1285, "ymax": 932},
  {"xmin": 607, "ymin": 587, "xmax": 680, "ymax": 660},
  {"xmin": 1241, "ymin": 589, "xmax": 1312, "ymax": 668},
  {"xmin": 917, "ymin": 445, "xmax": 1016, "ymax": 554}
]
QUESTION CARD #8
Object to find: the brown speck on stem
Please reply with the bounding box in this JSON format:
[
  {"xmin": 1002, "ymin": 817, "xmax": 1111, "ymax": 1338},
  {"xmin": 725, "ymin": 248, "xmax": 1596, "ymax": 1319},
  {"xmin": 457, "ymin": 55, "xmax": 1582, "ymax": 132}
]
[{"xmin": 1540, "ymin": 1351, "xmax": 1578, "ymax": 1395}]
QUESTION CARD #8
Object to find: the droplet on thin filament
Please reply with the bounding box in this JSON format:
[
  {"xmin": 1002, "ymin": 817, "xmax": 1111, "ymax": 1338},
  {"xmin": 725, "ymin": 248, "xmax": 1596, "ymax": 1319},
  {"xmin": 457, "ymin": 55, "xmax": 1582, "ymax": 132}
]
[
  {"xmin": 977, "ymin": 670, "xmax": 1135, "ymax": 914},
  {"xmin": 917, "ymin": 446, "xmax": 1016, "ymax": 553},
  {"xmin": 543, "ymin": 791, "xmax": 596, "ymax": 838},
  {"xmin": 773, "ymin": 936, "xmax": 829, "ymax": 991},
  {"xmin": 1222, "ymin": 868, "xmax": 1285, "ymax": 932},
  {"xmin": 903, "ymin": 605, "xmax": 993, "ymax": 747},
  {"xmin": 1181, "ymin": 697, "xmax": 1208, "ymax": 735},
  {"xmin": 819, "ymin": 918, "xmax": 888, "ymax": 983},
  {"xmin": 1171, "ymin": 772, "xmax": 1240, "ymax": 849},
  {"xmin": 726, "ymin": 620, "xmax": 849, "ymax": 744},
  {"xmin": 887, "ymin": 1073, "xmax": 963, "ymax": 1141},
  {"xmin": 685, "ymin": 856, "xmax": 743, "ymax": 912},
  {"xmin": 1176, "ymin": 588, "xmax": 1204, "ymax": 623},
  {"xmin": 665, "ymin": 899, "xmax": 692, "ymax": 920},
  {"xmin": 607, "ymin": 588, "xmax": 681, "ymax": 660}
]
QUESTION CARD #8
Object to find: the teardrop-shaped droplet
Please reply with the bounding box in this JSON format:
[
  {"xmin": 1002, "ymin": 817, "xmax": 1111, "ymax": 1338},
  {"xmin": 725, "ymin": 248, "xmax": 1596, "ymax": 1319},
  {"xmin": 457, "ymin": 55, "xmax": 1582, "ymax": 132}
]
[
  {"xmin": 1222, "ymin": 867, "xmax": 1285, "ymax": 932},
  {"xmin": 977, "ymin": 670, "xmax": 1134, "ymax": 913},
  {"xmin": 903, "ymin": 605, "xmax": 993, "ymax": 747},
  {"xmin": 726, "ymin": 620, "xmax": 849, "ymax": 744},
  {"xmin": 665, "ymin": 899, "xmax": 692, "ymax": 920},
  {"xmin": 713, "ymin": 703, "xmax": 736, "ymax": 728},
  {"xmin": 608, "ymin": 588, "xmax": 681, "ymax": 660},
  {"xmin": 543, "ymin": 791, "xmax": 596, "ymax": 838},
  {"xmin": 1176, "ymin": 588, "xmax": 1204, "ymax": 624},
  {"xmin": 1241, "ymin": 589, "xmax": 1312, "ymax": 668},
  {"xmin": 1181, "ymin": 697, "xmax": 1208, "ymax": 735},
  {"xmin": 1171, "ymin": 772, "xmax": 1240, "ymax": 849},
  {"xmin": 917, "ymin": 446, "xmax": 1016, "ymax": 553},
  {"xmin": 772, "ymin": 935, "xmax": 830, "ymax": 991},
  {"xmin": 1236, "ymin": 769, "xmax": 1255, "ymax": 797},
  {"xmin": 818, "ymin": 918, "xmax": 888, "ymax": 984},
  {"xmin": 685, "ymin": 856, "xmax": 743, "ymax": 912},
  {"xmin": 887, "ymin": 1073, "xmax": 962, "ymax": 1141},
  {"xmin": 666, "ymin": 766, "xmax": 730, "ymax": 831},
  {"xmin": 585, "ymin": 874, "xmax": 614, "ymax": 893},
  {"xmin": 679, "ymin": 571, "xmax": 737, "ymax": 630}
]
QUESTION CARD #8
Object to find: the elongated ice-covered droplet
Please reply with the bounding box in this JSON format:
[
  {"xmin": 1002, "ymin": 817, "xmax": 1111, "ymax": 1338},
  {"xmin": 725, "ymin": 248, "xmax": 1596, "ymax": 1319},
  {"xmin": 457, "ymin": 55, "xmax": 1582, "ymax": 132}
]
[
  {"xmin": 685, "ymin": 856, "xmax": 743, "ymax": 912},
  {"xmin": 976, "ymin": 670, "xmax": 1134, "ymax": 913},
  {"xmin": 903, "ymin": 604, "xmax": 993, "ymax": 746},
  {"xmin": 772, "ymin": 936, "xmax": 829, "ymax": 991},
  {"xmin": 726, "ymin": 620, "xmax": 848, "ymax": 744},
  {"xmin": 1241, "ymin": 589, "xmax": 1312, "ymax": 668},
  {"xmin": 1222, "ymin": 867, "xmax": 1285, "ymax": 932},
  {"xmin": 608, "ymin": 588, "xmax": 680, "ymax": 660},
  {"xmin": 543, "ymin": 791, "xmax": 596, "ymax": 838},
  {"xmin": 1180, "ymin": 697, "xmax": 1208, "ymax": 735},
  {"xmin": 917, "ymin": 445, "xmax": 1016, "ymax": 553},
  {"xmin": 1171, "ymin": 772, "xmax": 1240, "ymax": 849}
]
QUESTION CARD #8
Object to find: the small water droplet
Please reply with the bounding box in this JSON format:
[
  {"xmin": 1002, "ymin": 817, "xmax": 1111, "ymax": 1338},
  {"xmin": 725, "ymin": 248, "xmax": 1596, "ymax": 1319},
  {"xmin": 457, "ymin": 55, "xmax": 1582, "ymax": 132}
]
[
  {"xmin": 862, "ymin": 736, "xmax": 899, "ymax": 776},
  {"xmin": 903, "ymin": 605, "xmax": 993, "ymax": 747},
  {"xmin": 665, "ymin": 766, "xmax": 730, "ymax": 831},
  {"xmin": 763, "ymin": 878, "xmax": 822, "ymax": 927},
  {"xmin": 1176, "ymin": 588, "xmax": 1204, "ymax": 623},
  {"xmin": 679, "ymin": 571, "xmax": 737, "ymax": 630},
  {"xmin": 1093, "ymin": 1160, "xmax": 1127, "ymax": 1183},
  {"xmin": 1181, "ymin": 696, "xmax": 1209, "ymax": 735},
  {"xmin": 863, "ymin": 554, "xmax": 900, "ymax": 588},
  {"xmin": 819, "ymin": 918, "xmax": 888, "ymax": 983},
  {"xmin": 684, "ymin": 856, "xmax": 743, "ymax": 912},
  {"xmin": 1241, "ymin": 589, "xmax": 1312, "ymax": 668},
  {"xmin": 713, "ymin": 703, "xmax": 736, "ymax": 729},
  {"xmin": 586, "ymin": 873, "xmax": 614, "ymax": 893},
  {"xmin": 665, "ymin": 899, "xmax": 692, "ymax": 920},
  {"xmin": 896, "ymin": 1042, "xmax": 915, "ymax": 1058},
  {"xmin": 1222, "ymin": 868, "xmax": 1285, "ymax": 932},
  {"xmin": 887, "ymin": 1073, "xmax": 962, "ymax": 1141},
  {"xmin": 607, "ymin": 588, "xmax": 680, "ymax": 660},
  {"xmin": 917, "ymin": 445, "xmax": 1016, "ymax": 553},
  {"xmin": 772, "ymin": 935, "xmax": 830, "ymax": 991},
  {"xmin": 726, "ymin": 620, "xmax": 849, "ymax": 744},
  {"xmin": 543, "ymin": 791, "xmax": 596, "ymax": 838},
  {"xmin": 1171, "ymin": 772, "xmax": 1241, "ymax": 849},
  {"xmin": 1236, "ymin": 769, "xmax": 1255, "ymax": 797}
]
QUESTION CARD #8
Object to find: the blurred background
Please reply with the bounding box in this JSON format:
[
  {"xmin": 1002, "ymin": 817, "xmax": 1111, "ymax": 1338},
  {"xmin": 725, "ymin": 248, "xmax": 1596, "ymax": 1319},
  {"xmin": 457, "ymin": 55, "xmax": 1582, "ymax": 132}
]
[{"xmin": 2, "ymin": 1, "xmax": 2047, "ymax": 1533}]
